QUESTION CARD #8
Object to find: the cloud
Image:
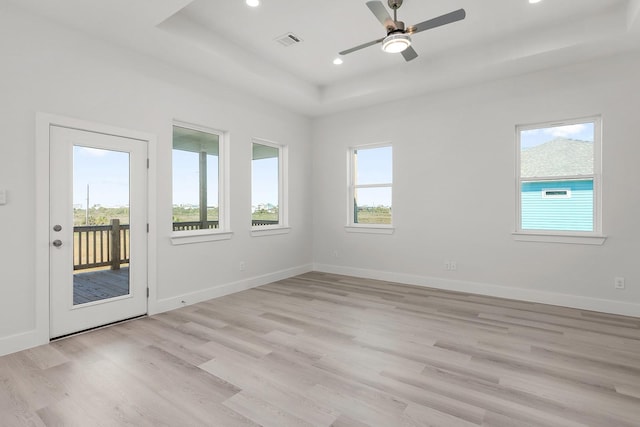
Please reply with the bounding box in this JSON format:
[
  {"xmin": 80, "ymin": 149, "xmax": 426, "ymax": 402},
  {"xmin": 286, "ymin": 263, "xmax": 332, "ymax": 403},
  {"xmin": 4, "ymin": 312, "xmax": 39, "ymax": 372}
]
[{"xmin": 543, "ymin": 124, "xmax": 586, "ymax": 138}]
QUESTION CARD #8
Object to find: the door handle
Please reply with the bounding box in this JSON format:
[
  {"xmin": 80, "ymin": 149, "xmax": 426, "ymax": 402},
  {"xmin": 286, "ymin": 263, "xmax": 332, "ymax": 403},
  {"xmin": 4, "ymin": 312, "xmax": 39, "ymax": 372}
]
[{"xmin": 52, "ymin": 239, "xmax": 63, "ymax": 248}]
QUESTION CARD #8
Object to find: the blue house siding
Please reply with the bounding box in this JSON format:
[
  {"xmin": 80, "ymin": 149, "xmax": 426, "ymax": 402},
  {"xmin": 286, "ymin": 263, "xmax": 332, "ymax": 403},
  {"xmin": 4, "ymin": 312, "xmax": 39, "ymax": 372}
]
[{"xmin": 521, "ymin": 180, "xmax": 593, "ymax": 231}]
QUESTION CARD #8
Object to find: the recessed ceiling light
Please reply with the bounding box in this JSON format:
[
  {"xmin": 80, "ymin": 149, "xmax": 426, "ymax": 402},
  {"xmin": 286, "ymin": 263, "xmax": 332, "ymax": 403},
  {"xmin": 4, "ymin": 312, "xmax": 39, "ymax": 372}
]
[
  {"xmin": 529, "ymin": 0, "xmax": 542, "ymax": 4},
  {"xmin": 246, "ymin": 0, "xmax": 260, "ymax": 7},
  {"xmin": 333, "ymin": 58, "xmax": 343, "ymax": 65}
]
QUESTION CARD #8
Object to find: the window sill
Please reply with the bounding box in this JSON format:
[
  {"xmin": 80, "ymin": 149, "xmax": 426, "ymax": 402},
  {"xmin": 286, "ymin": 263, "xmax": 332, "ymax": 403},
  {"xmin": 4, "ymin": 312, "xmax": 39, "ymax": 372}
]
[
  {"xmin": 345, "ymin": 225, "xmax": 395, "ymax": 235},
  {"xmin": 251, "ymin": 226, "xmax": 291, "ymax": 237},
  {"xmin": 171, "ymin": 230, "xmax": 233, "ymax": 245},
  {"xmin": 512, "ymin": 232, "xmax": 606, "ymax": 245}
]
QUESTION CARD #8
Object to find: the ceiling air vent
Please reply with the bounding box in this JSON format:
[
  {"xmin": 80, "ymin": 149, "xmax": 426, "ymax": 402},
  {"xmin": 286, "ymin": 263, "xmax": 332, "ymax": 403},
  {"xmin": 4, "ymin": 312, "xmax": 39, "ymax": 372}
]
[{"xmin": 274, "ymin": 32, "xmax": 303, "ymax": 47}]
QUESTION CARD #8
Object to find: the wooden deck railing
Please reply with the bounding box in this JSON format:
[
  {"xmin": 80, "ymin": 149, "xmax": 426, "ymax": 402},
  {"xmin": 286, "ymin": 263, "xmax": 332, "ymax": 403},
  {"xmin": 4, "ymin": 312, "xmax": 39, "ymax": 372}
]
[
  {"xmin": 251, "ymin": 219, "xmax": 279, "ymax": 226},
  {"xmin": 172, "ymin": 220, "xmax": 279, "ymax": 231},
  {"xmin": 74, "ymin": 219, "xmax": 129, "ymax": 271},
  {"xmin": 172, "ymin": 221, "xmax": 219, "ymax": 231},
  {"xmin": 75, "ymin": 219, "xmax": 281, "ymax": 270}
]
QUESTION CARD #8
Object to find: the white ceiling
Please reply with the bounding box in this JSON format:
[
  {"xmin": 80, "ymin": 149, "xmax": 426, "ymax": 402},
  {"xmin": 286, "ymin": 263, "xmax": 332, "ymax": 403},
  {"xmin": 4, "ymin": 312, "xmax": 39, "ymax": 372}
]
[{"xmin": 7, "ymin": 0, "xmax": 640, "ymax": 116}]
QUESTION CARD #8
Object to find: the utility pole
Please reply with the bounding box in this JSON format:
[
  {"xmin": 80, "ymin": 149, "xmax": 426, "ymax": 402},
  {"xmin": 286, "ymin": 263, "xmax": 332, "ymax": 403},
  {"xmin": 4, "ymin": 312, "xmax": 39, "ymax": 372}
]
[{"xmin": 86, "ymin": 184, "xmax": 90, "ymax": 225}]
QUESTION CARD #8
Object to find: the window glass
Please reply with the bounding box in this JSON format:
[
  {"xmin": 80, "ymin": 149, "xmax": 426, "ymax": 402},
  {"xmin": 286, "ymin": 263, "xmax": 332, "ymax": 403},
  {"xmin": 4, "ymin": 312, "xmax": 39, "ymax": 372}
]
[
  {"xmin": 354, "ymin": 187, "xmax": 392, "ymax": 224},
  {"xmin": 350, "ymin": 145, "xmax": 392, "ymax": 226},
  {"xmin": 356, "ymin": 146, "xmax": 393, "ymax": 185},
  {"xmin": 517, "ymin": 119, "xmax": 599, "ymax": 234},
  {"xmin": 252, "ymin": 142, "xmax": 280, "ymax": 226},
  {"xmin": 172, "ymin": 125, "xmax": 220, "ymax": 231},
  {"xmin": 520, "ymin": 123, "xmax": 594, "ymax": 178}
]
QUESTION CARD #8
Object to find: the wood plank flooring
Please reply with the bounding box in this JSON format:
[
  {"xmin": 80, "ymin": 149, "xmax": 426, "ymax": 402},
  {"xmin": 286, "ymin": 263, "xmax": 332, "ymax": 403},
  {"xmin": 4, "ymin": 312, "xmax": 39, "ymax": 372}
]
[
  {"xmin": 73, "ymin": 267, "xmax": 129, "ymax": 305},
  {"xmin": 2, "ymin": 271, "xmax": 640, "ymax": 426}
]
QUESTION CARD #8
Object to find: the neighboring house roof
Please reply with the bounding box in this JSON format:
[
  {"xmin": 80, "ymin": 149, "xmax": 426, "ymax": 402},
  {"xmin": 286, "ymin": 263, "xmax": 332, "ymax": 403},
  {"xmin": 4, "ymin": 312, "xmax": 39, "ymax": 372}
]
[{"xmin": 521, "ymin": 138, "xmax": 593, "ymax": 178}]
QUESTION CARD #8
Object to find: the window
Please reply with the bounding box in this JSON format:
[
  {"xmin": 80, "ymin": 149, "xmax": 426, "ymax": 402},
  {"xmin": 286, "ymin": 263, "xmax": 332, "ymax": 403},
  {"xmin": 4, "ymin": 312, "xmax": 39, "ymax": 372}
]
[
  {"xmin": 251, "ymin": 139, "xmax": 288, "ymax": 235},
  {"xmin": 171, "ymin": 122, "xmax": 230, "ymax": 244},
  {"xmin": 347, "ymin": 144, "xmax": 393, "ymax": 232},
  {"xmin": 515, "ymin": 117, "xmax": 603, "ymax": 243}
]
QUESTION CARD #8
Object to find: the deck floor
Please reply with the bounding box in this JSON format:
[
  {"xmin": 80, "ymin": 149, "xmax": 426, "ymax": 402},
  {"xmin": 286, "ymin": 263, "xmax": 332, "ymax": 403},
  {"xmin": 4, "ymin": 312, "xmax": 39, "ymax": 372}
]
[{"xmin": 73, "ymin": 267, "xmax": 129, "ymax": 305}]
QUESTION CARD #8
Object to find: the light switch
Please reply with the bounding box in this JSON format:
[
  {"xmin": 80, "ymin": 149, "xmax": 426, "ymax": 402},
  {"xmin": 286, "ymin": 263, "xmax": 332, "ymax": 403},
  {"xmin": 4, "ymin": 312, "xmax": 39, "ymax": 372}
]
[{"xmin": 0, "ymin": 189, "xmax": 6, "ymax": 205}]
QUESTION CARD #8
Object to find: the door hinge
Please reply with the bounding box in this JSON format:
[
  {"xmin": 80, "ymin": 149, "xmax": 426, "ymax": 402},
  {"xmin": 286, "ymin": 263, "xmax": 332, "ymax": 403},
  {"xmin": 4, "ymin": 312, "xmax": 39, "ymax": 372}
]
[
  {"xmin": 147, "ymin": 223, "xmax": 149, "ymax": 233},
  {"xmin": 147, "ymin": 158, "xmax": 150, "ymax": 169},
  {"xmin": 147, "ymin": 287, "xmax": 150, "ymax": 298}
]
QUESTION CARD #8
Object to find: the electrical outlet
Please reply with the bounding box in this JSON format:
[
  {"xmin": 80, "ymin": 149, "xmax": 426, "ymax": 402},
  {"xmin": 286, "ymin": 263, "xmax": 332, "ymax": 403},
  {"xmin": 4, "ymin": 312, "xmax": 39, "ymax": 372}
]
[
  {"xmin": 444, "ymin": 261, "xmax": 458, "ymax": 271},
  {"xmin": 333, "ymin": 250, "xmax": 339, "ymax": 258},
  {"xmin": 239, "ymin": 262, "xmax": 246, "ymax": 271},
  {"xmin": 614, "ymin": 277, "xmax": 625, "ymax": 289}
]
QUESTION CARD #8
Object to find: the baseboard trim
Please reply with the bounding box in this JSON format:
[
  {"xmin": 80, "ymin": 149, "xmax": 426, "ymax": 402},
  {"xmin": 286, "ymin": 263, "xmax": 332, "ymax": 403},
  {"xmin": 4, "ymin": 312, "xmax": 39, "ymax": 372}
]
[
  {"xmin": 150, "ymin": 263, "xmax": 314, "ymax": 315},
  {"xmin": 313, "ymin": 263, "xmax": 640, "ymax": 318},
  {"xmin": 0, "ymin": 330, "xmax": 43, "ymax": 357}
]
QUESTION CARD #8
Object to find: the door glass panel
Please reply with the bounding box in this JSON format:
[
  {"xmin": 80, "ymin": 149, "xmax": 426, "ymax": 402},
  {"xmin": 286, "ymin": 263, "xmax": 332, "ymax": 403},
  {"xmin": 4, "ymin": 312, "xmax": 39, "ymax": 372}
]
[{"xmin": 72, "ymin": 146, "xmax": 130, "ymax": 305}]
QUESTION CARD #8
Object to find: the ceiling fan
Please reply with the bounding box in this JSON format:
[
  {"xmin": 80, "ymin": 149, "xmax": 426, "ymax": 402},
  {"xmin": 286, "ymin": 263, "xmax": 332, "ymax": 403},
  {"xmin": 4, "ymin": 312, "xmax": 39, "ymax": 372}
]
[{"xmin": 339, "ymin": 0, "xmax": 466, "ymax": 62}]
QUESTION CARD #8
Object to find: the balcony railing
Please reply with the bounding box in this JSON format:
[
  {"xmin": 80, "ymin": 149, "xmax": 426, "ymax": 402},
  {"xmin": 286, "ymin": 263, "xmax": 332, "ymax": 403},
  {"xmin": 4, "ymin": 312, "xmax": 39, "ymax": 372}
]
[
  {"xmin": 74, "ymin": 219, "xmax": 129, "ymax": 271},
  {"xmin": 171, "ymin": 220, "xmax": 279, "ymax": 231},
  {"xmin": 74, "ymin": 219, "xmax": 282, "ymax": 271}
]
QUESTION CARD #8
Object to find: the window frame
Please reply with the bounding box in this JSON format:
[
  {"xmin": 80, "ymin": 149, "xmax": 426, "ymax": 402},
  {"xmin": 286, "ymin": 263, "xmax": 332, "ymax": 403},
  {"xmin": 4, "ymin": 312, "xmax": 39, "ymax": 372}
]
[
  {"xmin": 251, "ymin": 137, "xmax": 289, "ymax": 237},
  {"xmin": 170, "ymin": 121, "xmax": 231, "ymax": 245},
  {"xmin": 346, "ymin": 142, "xmax": 394, "ymax": 234},
  {"xmin": 513, "ymin": 116, "xmax": 605, "ymax": 245}
]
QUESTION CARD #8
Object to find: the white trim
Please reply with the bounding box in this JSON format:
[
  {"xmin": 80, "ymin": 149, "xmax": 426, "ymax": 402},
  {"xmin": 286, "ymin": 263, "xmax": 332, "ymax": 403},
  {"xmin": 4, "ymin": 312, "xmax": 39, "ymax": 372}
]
[
  {"xmin": 33, "ymin": 113, "xmax": 156, "ymax": 353},
  {"xmin": 251, "ymin": 226, "xmax": 291, "ymax": 237},
  {"xmin": 150, "ymin": 264, "xmax": 312, "ymax": 314},
  {"xmin": 313, "ymin": 263, "xmax": 640, "ymax": 319},
  {"xmin": 0, "ymin": 330, "xmax": 42, "ymax": 357},
  {"xmin": 171, "ymin": 230, "xmax": 233, "ymax": 245},
  {"xmin": 354, "ymin": 183, "xmax": 392, "ymax": 189},
  {"xmin": 512, "ymin": 232, "xmax": 606, "ymax": 245},
  {"xmin": 345, "ymin": 225, "xmax": 395, "ymax": 235}
]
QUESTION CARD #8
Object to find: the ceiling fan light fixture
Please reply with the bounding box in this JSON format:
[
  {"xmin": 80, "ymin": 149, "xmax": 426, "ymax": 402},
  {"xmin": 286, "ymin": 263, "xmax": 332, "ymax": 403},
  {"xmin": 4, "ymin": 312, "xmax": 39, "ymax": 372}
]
[{"xmin": 381, "ymin": 33, "xmax": 411, "ymax": 53}]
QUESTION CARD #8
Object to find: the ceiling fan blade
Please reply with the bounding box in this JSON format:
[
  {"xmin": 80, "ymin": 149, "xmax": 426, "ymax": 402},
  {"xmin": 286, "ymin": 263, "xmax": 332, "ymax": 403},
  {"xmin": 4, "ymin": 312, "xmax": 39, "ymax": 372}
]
[
  {"xmin": 401, "ymin": 46, "xmax": 418, "ymax": 62},
  {"xmin": 339, "ymin": 37, "xmax": 385, "ymax": 56},
  {"xmin": 407, "ymin": 9, "xmax": 466, "ymax": 34},
  {"xmin": 366, "ymin": 1, "xmax": 395, "ymax": 29}
]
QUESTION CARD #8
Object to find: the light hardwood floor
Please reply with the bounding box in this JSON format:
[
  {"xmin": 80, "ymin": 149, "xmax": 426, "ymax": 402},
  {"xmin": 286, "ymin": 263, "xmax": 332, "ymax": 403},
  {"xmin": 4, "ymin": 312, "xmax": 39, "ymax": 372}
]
[{"xmin": 2, "ymin": 272, "xmax": 640, "ymax": 426}]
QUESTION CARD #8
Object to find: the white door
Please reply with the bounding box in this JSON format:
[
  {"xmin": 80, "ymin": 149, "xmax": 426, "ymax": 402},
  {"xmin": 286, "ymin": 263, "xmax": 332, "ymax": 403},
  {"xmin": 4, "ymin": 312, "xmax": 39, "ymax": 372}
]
[{"xmin": 49, "ymin": 125, "xmax": 148, "ymax": 338}]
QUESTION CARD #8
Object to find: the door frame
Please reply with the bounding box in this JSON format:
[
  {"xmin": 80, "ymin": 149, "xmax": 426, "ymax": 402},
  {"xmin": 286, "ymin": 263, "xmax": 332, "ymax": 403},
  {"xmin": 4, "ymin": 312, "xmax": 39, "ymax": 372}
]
[{"xmin": 35, "ymin": 113, "xmax": 157, "ymax": 343}]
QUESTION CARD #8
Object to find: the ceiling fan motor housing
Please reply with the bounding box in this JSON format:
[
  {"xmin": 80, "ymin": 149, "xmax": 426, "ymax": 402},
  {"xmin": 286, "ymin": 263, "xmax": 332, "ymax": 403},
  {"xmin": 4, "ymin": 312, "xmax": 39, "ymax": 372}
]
[{"xmin": 390, "ymin": 21, "xmax": 405, "ymax": 34}]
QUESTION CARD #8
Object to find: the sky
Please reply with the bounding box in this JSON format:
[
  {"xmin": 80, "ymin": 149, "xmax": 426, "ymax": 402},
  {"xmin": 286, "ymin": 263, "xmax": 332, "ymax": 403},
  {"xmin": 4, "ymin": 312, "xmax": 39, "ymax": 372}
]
[
  {"xmin": 73, "ymin": 147, "xmax": 130, "ymax": 208},
  {"xmin": 73, "ymin": 146, "xmax": 279, "ymax": 209},
  {"xmin": 355, "ymin": 145, "xmax": 392, "ymax": 207},
  {"xmin": 252, "ymin": 157, "xmax": 278, "ymax": 208},
  {"xmin": 521, "ymin": 122, "xmax": 594, "ymax": 150},
  {"xmin": 75, "ymin": 127, "xmax": 587, "ymax": 211},
  {"xmin": 72, "ymin": 143, "xmax": 397, "ymax": 210},
  {"xmin": 172, "ymin": 150, "xmax": 219, "ymax": 207}
]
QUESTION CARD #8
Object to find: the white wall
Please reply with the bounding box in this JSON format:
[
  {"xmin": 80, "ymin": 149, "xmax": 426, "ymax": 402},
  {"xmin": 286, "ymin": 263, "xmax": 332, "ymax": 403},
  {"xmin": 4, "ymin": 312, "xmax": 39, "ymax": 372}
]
[
  {"xmin": 312, "ymin": 52, "xmax": 640, "ymax": 316},
  {"xmin": 2, "ymin": 3, "xmax": 639, "ymax": 357},
  {"xmin": 0, "ymin": 5, "xmax": 312, "ymax": 355}
]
